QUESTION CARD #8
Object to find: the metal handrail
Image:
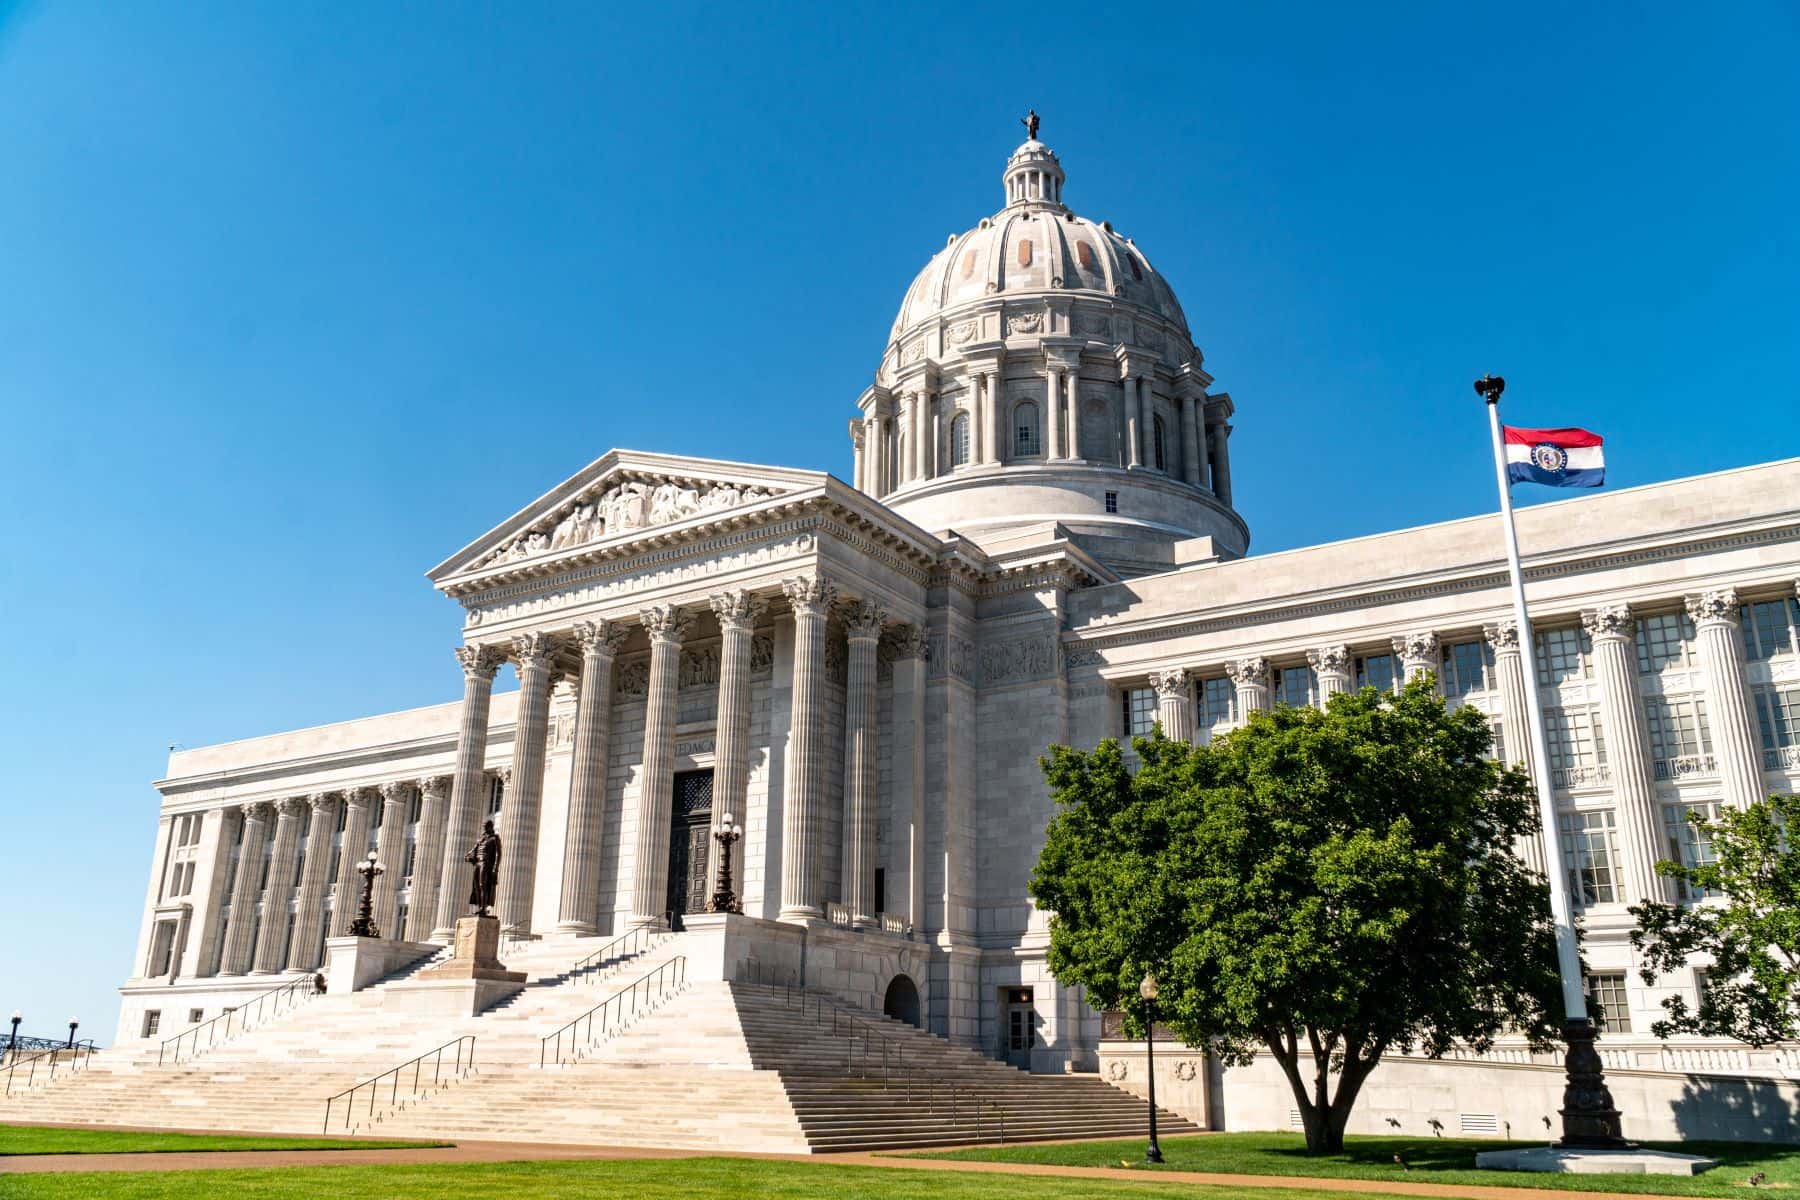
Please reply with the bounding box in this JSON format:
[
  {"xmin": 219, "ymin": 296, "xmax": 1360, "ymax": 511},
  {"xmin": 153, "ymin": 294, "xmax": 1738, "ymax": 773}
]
[
  {"xmin": 321, "ymin": 1035, "xmax": 475, "ymax": 1134},
  {"xmin": 568, "ymin": 924, "xmax": 663, "ymax": 982},
  {"xmin": 4, "ymin": 1041, "xmax": 98, "ymax": 1098},
  {"xmin": 540, "ymin": 956, "xmax": 687, "ymax": 1067},
  {"xmin": 4, "ymin": 1035, "xmax": 97, "ymax": 1056},
  {"xmin": 159, "ymin": 972, "xmax": 324, "ymax": 1065}
]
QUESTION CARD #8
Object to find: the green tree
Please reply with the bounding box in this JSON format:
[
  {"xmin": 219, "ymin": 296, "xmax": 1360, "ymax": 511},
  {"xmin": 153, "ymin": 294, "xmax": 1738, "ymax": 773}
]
[
  {"xmin": 1631, "ymin": 792, "xmax": 1800, "ymax": 1045},
  {"xmin": 1031, "ymin": 677, "xmax": 1564, "ymax": 1154}
]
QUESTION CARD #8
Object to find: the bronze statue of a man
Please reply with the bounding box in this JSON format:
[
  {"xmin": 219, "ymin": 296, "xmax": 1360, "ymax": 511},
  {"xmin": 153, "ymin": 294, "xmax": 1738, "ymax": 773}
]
[
  {"xmin": 1021, "ymin": 109, "xmax": 1040, "ymax": 141},
  {"xmin": 465, "ymin": 819, "xmax": 502, "ymax": 916}
]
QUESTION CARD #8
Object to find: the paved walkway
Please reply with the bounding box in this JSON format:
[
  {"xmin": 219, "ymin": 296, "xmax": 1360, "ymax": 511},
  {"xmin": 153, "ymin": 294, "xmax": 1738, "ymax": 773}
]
[{"xmin": 0, "ymin": 1124, "xmax": 1705, "ymax": 1199}]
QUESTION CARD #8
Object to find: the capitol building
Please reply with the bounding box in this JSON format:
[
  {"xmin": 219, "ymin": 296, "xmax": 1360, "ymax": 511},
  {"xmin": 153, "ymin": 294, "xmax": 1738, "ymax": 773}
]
[{"xmin": 83, "ymin": 130, "xmax": 1800, "ymax": 1144}]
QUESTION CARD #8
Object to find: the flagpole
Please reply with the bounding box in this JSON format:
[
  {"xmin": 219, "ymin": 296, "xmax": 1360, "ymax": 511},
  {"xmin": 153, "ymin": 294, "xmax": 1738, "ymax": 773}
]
[{"xmin": 1477, "ymin": 374, "xmax": 1627, "ymax": 1149}]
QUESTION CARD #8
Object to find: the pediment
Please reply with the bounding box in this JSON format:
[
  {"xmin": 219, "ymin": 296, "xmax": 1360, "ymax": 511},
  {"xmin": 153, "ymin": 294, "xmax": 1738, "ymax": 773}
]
[{"xmin": 428, "ymin": 450, "xmax": 830, "ymax": 586}]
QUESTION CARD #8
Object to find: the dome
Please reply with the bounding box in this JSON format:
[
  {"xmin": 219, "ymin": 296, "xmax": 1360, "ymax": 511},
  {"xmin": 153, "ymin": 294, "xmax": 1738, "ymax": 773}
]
[{"xmin": 851, "ymin": 122, "xmax": 1246, "ymax": 580}]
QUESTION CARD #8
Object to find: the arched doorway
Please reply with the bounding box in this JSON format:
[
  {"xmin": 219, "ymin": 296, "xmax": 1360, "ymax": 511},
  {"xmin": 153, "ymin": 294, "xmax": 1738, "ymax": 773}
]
[{"xmin": 883, "ymin": 974, "xmax": 921, "ymax": 1028}]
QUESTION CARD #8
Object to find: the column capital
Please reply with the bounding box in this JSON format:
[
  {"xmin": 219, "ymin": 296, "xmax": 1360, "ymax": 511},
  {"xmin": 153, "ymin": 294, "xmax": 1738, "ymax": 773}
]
[
  {"xmin": 1307, "ymin": 645, "xmax": 1351, "ymax": 676},
  {"xmin": 1392, "ymin": 631, "xmax": 1439, "ymax": 664},
  {"xmin": 782, "ymin": 575, "xmax": 838, "ymax": 617},
  {"xmin": 306, "ymin": 791, "xmax": 338, "ymax": 813},
  {"xmin": 379, "ymin": 779, "xmax": 411, "ymax": 805},
  {"xmin": 455, "ymin": 643, "xmax": 504, "ymax": 681},
  {"xmin": 843, "ymin": 599, "xmax": 888, "ymax": 641},
  {"xmin": 639, "ymin": 604, "xmax": 694, "ymax": 645},
  {"xmin": 342, "ymin": 785, "xmax": 374, "ymax": 811},
  {"xmin": 276, "ymin": 796, "xmax": 307, "ymax": 818},
  {"xmin": 1483, "ymin": 619, "xmax": 1521, "ymax": 653},
  {"xmin": 709, "ymin": 589, "xmax": 767, "ymax": 634},
  {"xmin": 510, "ymin": 631, "xmax": 561, "ymax": 674},
  {"xmin": 1580, "ymin": 603, "xmax": 1635, "ymax": 642},
  {"xmin": 573, "ymin": 619, "xmax": 629, "ymax": 659},
  {"xmin": 416, "ymin": 775, "xmax": 451, "ymax": 799},
  {"xmin": 237, "ymin": 800, "xmax": 272, "ymax": 821},
  {"xmin": 1227, "ymin": 657, "xmax": 1269, "ymax": 687},
  {"xmin": 888, "ymin": 624, "xmax": 930, "ymax": 662},
  {"xmin": 1150, "ymin": 667, "xmax": 1189, "ymax": 699},
  {"xmin": 1685, "ymin": 588, "xmax": 1741, "ymax": 627}
]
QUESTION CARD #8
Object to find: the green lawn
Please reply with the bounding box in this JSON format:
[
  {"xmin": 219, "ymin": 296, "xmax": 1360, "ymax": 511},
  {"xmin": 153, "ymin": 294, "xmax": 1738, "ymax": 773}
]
[
  {"xmin": 0, "ymin": 1157, "xmax": 1410, "ymax": 1199},
  {"xmin": 0, "ymin": 1123, "xmax": 443, "ymax": 1157},
  {"xmin": 912, "ymin": 1131, "xmax": 1800, "ymax": 1196}
]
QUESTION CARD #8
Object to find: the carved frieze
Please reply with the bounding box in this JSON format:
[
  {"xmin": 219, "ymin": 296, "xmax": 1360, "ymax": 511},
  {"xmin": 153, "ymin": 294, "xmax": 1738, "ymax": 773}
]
[
  {"xmin": 928, "ymin": 634, "xmax": 977, "ymax": 682},
  {"xmin": 1077, "ymin": 313, "xmax": 1111, "ymax": 338},
  {"xmin": 471, "ymin": 476, "xmax": 787, "ymax": 570},
  {"xmin": 1063, "ymin": 644, "xmax": 1104, "ymax": 669},
  {"xmin": 948, "ymin": 319, "xmax": 980, "ymax": 345},
  {"xmin": 979, "ymin": 634, "xmax": 1059, "ymax": 685},
  {"xmin": 1006, "ymin": 311, "xmax": 1043, "ymax": 336},
  {"xmin": 750, "ymin": 634, "xmax": 775, "ymax": 675},
  {"xmin": 614, "ymin": 659, "xmax": 650, "ymax": 699},
  {"xmin": 679, "ymin": 644, "xmax": 720, "ymax": 689}
]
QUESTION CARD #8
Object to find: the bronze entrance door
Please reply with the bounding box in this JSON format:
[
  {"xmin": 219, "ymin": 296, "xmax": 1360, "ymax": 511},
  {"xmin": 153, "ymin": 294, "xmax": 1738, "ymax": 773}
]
[{"xmin": 665, "ymin": 769, "xmax": 714, "ymax": 930}]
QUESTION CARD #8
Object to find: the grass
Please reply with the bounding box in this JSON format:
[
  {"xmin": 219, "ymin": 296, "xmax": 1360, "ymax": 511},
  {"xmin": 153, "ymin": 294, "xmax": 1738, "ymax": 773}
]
[
  {"xmin": 0, "ymin": 1123, "xmax": 444, "ymax": 1157},
  {"xmin": 0, "ymin": 1156, "xmax": 1417, "ymax": 1199},
  {"xmin": 910, "ymin": 1131, "xmax": 1800, "ymax": 1196}
]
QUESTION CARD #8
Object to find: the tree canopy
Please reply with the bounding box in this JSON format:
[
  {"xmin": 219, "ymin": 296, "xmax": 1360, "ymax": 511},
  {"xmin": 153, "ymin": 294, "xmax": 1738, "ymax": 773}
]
[
  {"xmin": 1031, "ymin": 677, "xmax": 1564, "ymax": 1154},
  {"xmin": 1631, "ymin": 791, "xmax": 1800, "ymax": 1046}
]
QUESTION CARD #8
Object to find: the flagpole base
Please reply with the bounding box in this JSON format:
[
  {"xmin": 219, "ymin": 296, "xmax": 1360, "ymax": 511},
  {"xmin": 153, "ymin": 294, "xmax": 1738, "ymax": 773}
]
[{"xmin": 1554, "ymin": 1018, "xmax": 1631, "ymax": 1150}]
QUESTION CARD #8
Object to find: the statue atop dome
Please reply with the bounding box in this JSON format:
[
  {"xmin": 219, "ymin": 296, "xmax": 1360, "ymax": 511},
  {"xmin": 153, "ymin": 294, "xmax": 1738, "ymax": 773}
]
[{"xmin": 1020, "ymin": 109, "xmax": 1040, "ymax": 141}]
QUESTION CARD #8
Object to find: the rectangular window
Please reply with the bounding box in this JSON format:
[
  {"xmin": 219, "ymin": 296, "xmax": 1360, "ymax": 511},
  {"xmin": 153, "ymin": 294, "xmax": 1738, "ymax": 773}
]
[
  {"xmin": 141, "ymin": 1010, "xmax": 161, "ymax": 1038},
  {"xmin": 1661, "ymin": 799, "xmax": 1723, "ymax": 900},
  {"xmin": 1645, "ymin": 696, "xmax": 1713, "ymax": 778},
  {"xmin": 1635, "ymin": 613, "xmax": 1696, "ymax": 672},
  {"xmin": 1535, "ymin": 626, "xmax": 1592, "ymax": 687},
  {"xmin": 1559, "ymin": 809, "xmax": 1622, "ymax": 906},
  {"xmin": 1121, "ymin": 687, "xmax": 1157, "ymax": 738},
  {"xmin": 187, "ymin": 1008, "xmax": 204, "ymax": 1024},
  {"xmin": 1354, "ymin": 653, "xmax": 1398, "ymax": 693},
  {"xmin": 1742, "ymin": 598, "xmax": 1800, "ymax": 662},
  {"xmin": 1544, "ymin": 705, "xmax": 1608, "ymax": 786},
  {"xmin": 487, "ymin": 775, "xmax": 505, "ymax": 818},
  {"xmin": 1488, "ymin": 716, "xmax": 1507, "ymax": 764},
  {"xmin": 1754, "ymin": 684, "xmax": 1800, "ymax": 769},
  {"xmin": 1274, "ymin": 665, "xmax": 1317, "ymax": 708},
  {"xmin": 1198, "ymin": 677, "xmax": 1236, "ymax": 731},
  {"xmin": 1104, "ymin": 491, "xmax": 1118, "ymax": 514},
  {"xmin": 1587, "ymin": 971, "xmax": 1632, "ymax": 1034},
  {"xmin": 1440, "ymin": 639, "xmax": 1495, "ymax": 701}
]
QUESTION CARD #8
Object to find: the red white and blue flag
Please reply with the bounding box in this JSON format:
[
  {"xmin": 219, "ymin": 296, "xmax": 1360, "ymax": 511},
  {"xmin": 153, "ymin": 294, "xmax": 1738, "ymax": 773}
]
[{"xmin": 1503, "ymin": 426, "xmax": 1605, "ymax": 488}]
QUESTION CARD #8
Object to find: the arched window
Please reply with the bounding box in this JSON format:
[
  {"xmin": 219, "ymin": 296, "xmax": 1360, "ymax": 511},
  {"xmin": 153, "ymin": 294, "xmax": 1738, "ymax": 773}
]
[
  {"xmin": 950, "ymin": 412, "xmax": 971, "ymax": 467},
  {"xmin": 1014, "ymin": 402, "xmax": 1040, "ymax": 458},
  {"xmin": 1153, "ymin": 415, "xmax": 1167, "ymax": 471}
]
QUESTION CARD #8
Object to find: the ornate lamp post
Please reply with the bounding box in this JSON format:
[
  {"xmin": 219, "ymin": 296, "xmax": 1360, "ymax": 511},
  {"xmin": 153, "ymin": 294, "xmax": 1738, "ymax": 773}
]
[
  {"xmin": 347, "ymin": 850, "xmax": 385, "ymax": 939},
  {"xmin": 65, "ymin": 1018, "xmax": 79, "ymax": 1050},
  {"xmin": 710, "ymin": 811, "xmax": 745, "ymax": 914},
  {"xmin": 7, "ymin": 1011, "xmax": 19, "ymax": 1056},
  {"xmin": 1140, "ymin": 972, "xmax": 1164, "ymax": 1164}
]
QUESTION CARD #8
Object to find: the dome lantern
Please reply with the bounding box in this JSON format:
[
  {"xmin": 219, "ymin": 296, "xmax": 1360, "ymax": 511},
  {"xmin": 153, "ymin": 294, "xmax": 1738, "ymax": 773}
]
[{"xmin": 1003, "ymin": 136, "xmax": 1065, "ymax": 209}]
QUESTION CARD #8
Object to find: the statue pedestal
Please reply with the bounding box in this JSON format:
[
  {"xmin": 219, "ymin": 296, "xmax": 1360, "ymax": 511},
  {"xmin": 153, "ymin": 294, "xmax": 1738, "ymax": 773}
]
[{"xmin": 383, "ymin": 915, "xmax": 525, "ymax": 1017}]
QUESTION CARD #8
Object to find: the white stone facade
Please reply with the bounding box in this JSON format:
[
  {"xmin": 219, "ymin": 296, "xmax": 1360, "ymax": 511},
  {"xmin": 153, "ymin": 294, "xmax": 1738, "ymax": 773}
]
[{"xmin": 119, "ymin": 136, "xmax": 1800, "ymax": 1105}]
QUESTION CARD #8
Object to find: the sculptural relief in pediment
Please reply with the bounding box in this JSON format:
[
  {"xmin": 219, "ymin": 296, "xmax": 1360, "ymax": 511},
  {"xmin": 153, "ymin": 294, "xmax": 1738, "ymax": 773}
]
[{"xmin": 471, "ymin": 476, "xmax": 788, "ymax": 570}]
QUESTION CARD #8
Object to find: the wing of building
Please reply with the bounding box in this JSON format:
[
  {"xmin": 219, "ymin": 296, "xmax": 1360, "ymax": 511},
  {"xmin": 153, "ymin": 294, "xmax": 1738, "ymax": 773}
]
[{"xmin": 114, "ymin": 132, "xmax": 1800, "ymax": 1138}]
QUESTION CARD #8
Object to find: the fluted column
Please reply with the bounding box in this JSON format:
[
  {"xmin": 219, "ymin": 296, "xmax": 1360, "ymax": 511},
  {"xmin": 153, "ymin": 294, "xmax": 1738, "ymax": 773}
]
[
  {"xmin": 1308, "ymin": 645, "xmax": 1352, "ymax": 699},
  {"xmin": 708, "ymin": 592, "xmax": 763, "ymax": 901},
  {"xmin": 557, "ymin": 620, "xmax": 626, "ymax": 934},
  {"xmin": 251, "ymin": 798, "xmax": 305, "ymax": 973},
  {"xmin": 288, "ymin": 793, "xmax": 339, "ymax": 969},
  {"xmin": 496, "ymin": 631, "xmax": 559, "ymax": 937},
  {"xmin": 220, "ymin": 802, "xmax": 271, "ymax": 976},
  {"xmin": 1151, "ymin": 668, "xmax": 1193, "ymax": 742},
  {"xmin": 841, "ymin": 599, "xmax": 885, "ymax": 928},
  {"xmin": 1046, "ymin": 368, "xmax": 1065, "ymax": 459},
  {"xmin": 371, "ymin": 781, "xmax": 410, "ymax": 938},
  {"xmin": 781, "ymin": 575, "xmax": 837, "ymax": 921},
  {"xmin": 1395, "ymin": 631, "xmax": 1440, "ymax": 685},
  {"xmin": 630, "ymin": 606, "xmax": 692, "ymax": 927},
  {"xmin": 1486, "ymin": 620, "xmax": 1546, "ymax": 873},
  {"xmin": 1686, "ymin": 589, "xmax": 1765, "ymax": 810},
  {"xmin": 1583, "ymin": 604, "xmax": 1668, "ymax": 905},
  {"xmin": 1179, "ymin": 393, "xmax": 1202, "ymax": 485},
  {"xmin": 1227, "ymin": 657, "xmax": 1271, "ymax": 723},
  {"xmin": 333, "ymin": 788, "xmax": 374, "ymax": 935},
  {"xmin": 405, "ymin": 777, "xmax": 450, "ymax": 941},
  {"xmin": 432, "ymin": 644, "xmax": 504, "ymax": 937}
]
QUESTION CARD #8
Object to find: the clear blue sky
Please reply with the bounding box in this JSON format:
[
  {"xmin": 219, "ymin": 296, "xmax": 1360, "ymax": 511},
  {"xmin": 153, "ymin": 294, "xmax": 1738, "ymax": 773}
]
[{"xmin": 2, "ymin": 2, "xmax": 1795, "ymax": 1040}]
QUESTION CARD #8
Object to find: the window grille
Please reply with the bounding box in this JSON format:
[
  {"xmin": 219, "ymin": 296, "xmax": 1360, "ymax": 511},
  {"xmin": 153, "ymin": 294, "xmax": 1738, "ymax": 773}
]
[
  {"xmin": 1198, "ymin": 677, "xmax": 1236, "ymax": 731},
  {"xmin": 1121, "ymin": 687, "xmax": 1157, "ymax": 738},
  {"xmin": 1544, "ymin": 705, "xmax": 1608, "ymax": 785},
  {"xmin": 1354, "ymin": 653, "xmax": 1398, "ymax": 693},
  {"xmin": 1104, "ymin": 491, "xmax": 1118, "ymax": 514},
  {"xmin": 950, "ymin": 414, "xmax": 971, "ymax": 467},
  {"xmin": 1587, "ymin": 971, "xmax": 1632, "ymax": 1033},
  {"xmin": 1635, "ymin": 613, "xmax": 1696, "ymax": 672},
  {"xmin": 1440, "ymin": 639, "xmax": 1495, "ymax": 701},
  {"xmin": 1661, "ymin": 799, "xmax": 1723, "ymax": 900},
  {"xmin": 1754, "ymin": 685, "xmax": 1800, "ymax": 769},
  {"xmin": 1535, "ymin": 626, "xmax": 1592, "ymax": 686},
  {"xmin": 141, "ymin": 1010, "xmax": 161, "ymax": 1037},
  {"xmin": 1014, "ymin": 402, "xmax": 1040, "ymax": 457},
  {"xmin": 1274, "ymin": 665, "xmax": 1317, "ymax": 708},
  {"xmin": 1559, "ymin": 809, "xmax": 1622, "ymax": 906},
  {"xmin": 1742, "ymin": 598, "xmax": 1800, "ymax": 661},
  {"xmin": 1645, "ymin": 696, "xmax": 1713, "ymax": 776}
]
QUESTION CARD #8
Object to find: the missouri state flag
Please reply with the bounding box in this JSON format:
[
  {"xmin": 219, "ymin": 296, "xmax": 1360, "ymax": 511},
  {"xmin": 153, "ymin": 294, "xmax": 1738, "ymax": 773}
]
[{"xmin": 1503, "ymin": 425, "xmax": 1605, "ymax": 488}]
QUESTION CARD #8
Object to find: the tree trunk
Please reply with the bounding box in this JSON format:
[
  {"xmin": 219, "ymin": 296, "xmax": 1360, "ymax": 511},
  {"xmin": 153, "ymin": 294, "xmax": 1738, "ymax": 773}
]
[{"xmin": 1264, "ymin": 1028, "xmax": 1385, "ymax": 1155}]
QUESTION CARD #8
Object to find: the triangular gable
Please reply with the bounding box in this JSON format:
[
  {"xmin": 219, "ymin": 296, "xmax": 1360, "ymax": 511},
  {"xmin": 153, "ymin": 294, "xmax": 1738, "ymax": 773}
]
[{"xmin": 427, "ymin": 449, "xmax": 831, "ymax": 586}]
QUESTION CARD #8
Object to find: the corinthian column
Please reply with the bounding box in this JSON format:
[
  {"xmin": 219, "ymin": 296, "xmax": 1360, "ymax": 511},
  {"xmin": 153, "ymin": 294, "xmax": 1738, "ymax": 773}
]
[
  {"xmin": 1581, "ymin": 605, "xmax": 1667, "ymax": 905},
  {"xmin": 781, "ymin": 574, "xmax": 837, "ymax": 921},
  {"xmin": 1486, "ymin": 620, "xmax": 1545, "ymax": 873},
  {"xmin": 251, "ymin": 798, "xmax": 305, "ymax": 973},
  {"xmin": 557, "ymin": 620, "xmax": 627, "ymax": 934},
  {"xmin": 841, "ymin": 599, "xmax": 885, "ymax": 928},
  {"xmin": 1395, "ymin": 631, "xmax": 1440, "ymax": 686},
  {"xmin": 289, "ymin": 793, "xmax": 339, "ymax": 968},
  {"xmin": 1686, "ymin": 589, "xmax": 1764, "ymax": 810},
  {"xmin": 1308, "ymin": 645, "xmax": 1352, "ymax": 699},
  {"xmin": 1151, "ymin": 668, "xmax": 1193, "ymax": 742},
  {"xmin": 708, "ymin": 591, "xmax": 763, "ymax": 902},
  {"xmin": 333, "ymin": 788, "xmax": 374, "ymax": 935},
  {"xmin": 630, "ymin": 605, "xmax": 692, "ymax": 927},
  {"xmin": 432, "ymin": 643, "xmax": 503, "ymax": 939},
  {"xmin": 496, "ymin": 631, "xmax": 559, "ymax": 937},
  {"xmin": 406, "ymin": 777, "xmax": 450, "ymax": 941},
  {"xmin": 372, "ymin": 781, "xmax": 411, "ymax": 938},
  {"xmin": 1228, "ymin": 657, "xmax": 1271, "ymax": 723},
  {"xmin": 220, "ymin": 802, "xmax": 271, "ymax": 975}
]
